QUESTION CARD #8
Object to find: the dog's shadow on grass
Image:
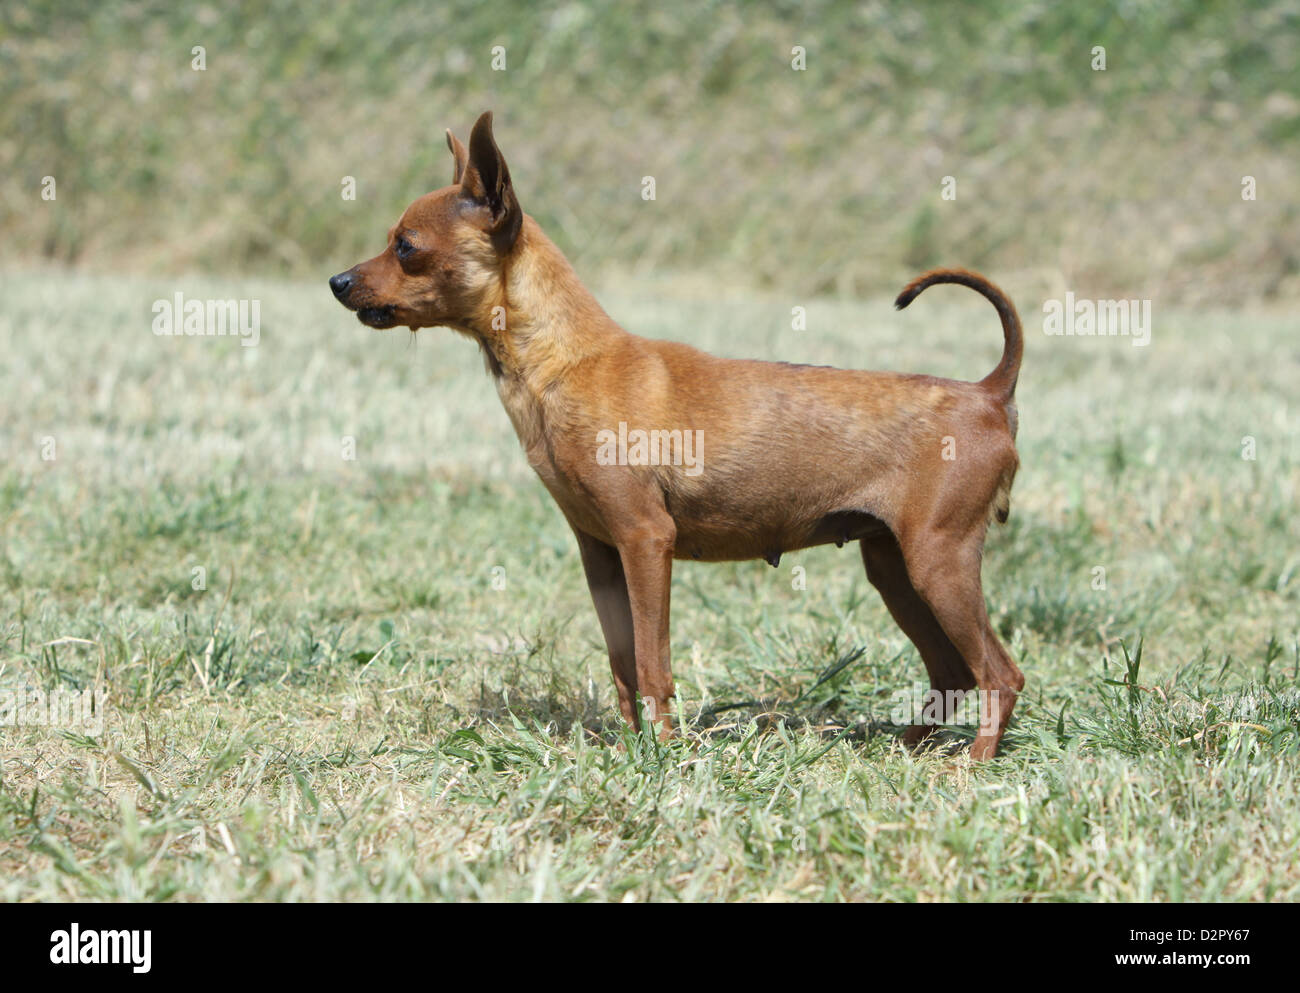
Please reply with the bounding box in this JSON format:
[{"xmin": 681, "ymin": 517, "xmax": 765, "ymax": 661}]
[
  {"xmin": 466, "ymin": 687, "xmax": 893, "ymax": 748},
  {"xmin": 475, "ymin": 694, "xmax": 1008, "ymax": 761},
  {"xmin": 684, "ymin": 701, "xmax": 977, "ymax": 757},
  {"xmin": 565, "ymin": 705, "xmax": 987, "ymax": 762},
  {"xmin": 467, "ymin": 641, "xmax": 1011, "ymax": 758},
  {"xmin": 684, "ymin": 708, "xmax": 1015, "ymax": 761},
  {"xmin": 546, "ymin": 697, "xmax": 975, "ymax": 757}
]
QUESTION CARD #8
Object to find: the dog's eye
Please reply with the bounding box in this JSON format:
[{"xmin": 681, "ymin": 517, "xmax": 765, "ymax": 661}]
[{"xmin": 395, "ymin": 236, "xmax": 414, "ymax": 259}]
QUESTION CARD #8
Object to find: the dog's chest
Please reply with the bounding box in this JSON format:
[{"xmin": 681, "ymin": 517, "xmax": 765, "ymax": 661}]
[
  {"xmin": 494, "ymin": 374, "xmax": 551, "ymax": 463},
  {"xmin": 493, "ymin": 376, "xmax": 615, "ymax": 538},
  {"xmin": 495, "ymin": 377, "xmax": 575, "ymax": 495}
]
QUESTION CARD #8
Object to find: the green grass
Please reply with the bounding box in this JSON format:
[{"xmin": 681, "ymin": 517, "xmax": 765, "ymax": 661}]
[
  {"xmin": 3, "ymin": 0, "xmax": 1298, "ymax": 302},
  {"xmin": 0, "ymin": 270, "xmax": 1297, "ymax": 900}
]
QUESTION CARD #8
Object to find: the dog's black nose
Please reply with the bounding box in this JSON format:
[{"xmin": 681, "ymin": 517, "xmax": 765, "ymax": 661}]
[{"xmin": 329, "ymin": 272, "xmax": 353, "ymax": 299}]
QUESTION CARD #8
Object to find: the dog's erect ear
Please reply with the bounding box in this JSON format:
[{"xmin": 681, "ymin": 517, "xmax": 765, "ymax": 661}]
[
  {"xmin": 445, "ymin": 129, "xmax": 468, "ymax": 185},
  {"xmin": 461, "ymin": 111, "xmax": 522, "ymax": 255}
]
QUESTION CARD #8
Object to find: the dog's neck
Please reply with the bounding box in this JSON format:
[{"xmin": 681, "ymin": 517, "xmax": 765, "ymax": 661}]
[
  {"xmin": 463, "ymin": 216, "xmax": 621, "ymax": 386},
  {"xmin": 460, "ymin": 216, "xmax": 623, "ymax": 460}
]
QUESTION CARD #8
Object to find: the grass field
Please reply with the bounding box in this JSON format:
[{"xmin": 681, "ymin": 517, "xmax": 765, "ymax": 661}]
[
  {"xmin": 0, "ymin": 270, "xmax": 1297, "ymax": 901},
  {"xmin": 5, "ymin": 1, "xmax": 1298, "ymax": 302}
]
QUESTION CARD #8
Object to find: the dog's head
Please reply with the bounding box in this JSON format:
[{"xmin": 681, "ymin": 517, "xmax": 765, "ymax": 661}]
[{"xmin": 329, "ymin": 111, "xmax": 522, "ymax": 332}]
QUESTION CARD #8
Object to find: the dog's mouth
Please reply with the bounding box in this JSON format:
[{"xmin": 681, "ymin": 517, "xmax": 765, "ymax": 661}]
[{"xmin": 356, "ymin": 305, "xmax": 398, "ymax": 329}]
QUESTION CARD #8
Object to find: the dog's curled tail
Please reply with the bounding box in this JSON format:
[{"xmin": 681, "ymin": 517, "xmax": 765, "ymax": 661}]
[{"xmin": 894, "ymin": 267, "xmax": 1023, "ymax": 400}]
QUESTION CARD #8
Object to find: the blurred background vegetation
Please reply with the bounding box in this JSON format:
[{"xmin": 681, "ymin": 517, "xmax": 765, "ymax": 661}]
[{"xmin": 2, "ymin": 0, "xmax": 1297, "ymax": 303}]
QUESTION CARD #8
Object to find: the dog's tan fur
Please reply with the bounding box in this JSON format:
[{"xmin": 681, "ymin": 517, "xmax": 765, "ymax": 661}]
[{"xmin": 331, "ymin": 113, "xmax": 1026, "ymax": 758}]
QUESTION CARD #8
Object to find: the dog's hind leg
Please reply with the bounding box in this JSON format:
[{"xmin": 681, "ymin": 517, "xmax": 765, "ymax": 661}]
[
  {"xmin": 861, "ymin": 531, "xmax": 976, "ymax": 750},
  {"xmin": 893, "ymin": 525, "xmax": 1024, "ymax": 759}
]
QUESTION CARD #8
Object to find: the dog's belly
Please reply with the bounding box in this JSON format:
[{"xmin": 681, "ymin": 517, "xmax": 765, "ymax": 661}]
[
  {"xmin": 660, "ymin": 435, "xmax": 901, "ymax": 562},
  {"xmin": 536, "ymin": 458, "xmax": 891, "ymax": 563},
  {"xmin": 671, "ymin": 508, "xmax": 890, "ymax": 563}
]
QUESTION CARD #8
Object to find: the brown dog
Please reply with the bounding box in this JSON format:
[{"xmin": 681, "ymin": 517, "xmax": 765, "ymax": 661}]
[{"xmin": 330, "ymin": 112, "xmax": 1026, "ymax": 758}]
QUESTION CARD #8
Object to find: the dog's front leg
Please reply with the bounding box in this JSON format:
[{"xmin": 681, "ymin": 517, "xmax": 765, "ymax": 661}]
[
  {"xmin": 610, "ymin": 514, "xmax": 677, "ymax": 738},
  {"xmin": 572, "ymin": 527, "xmax": 640, "ymax": 727}
]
